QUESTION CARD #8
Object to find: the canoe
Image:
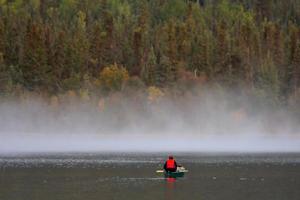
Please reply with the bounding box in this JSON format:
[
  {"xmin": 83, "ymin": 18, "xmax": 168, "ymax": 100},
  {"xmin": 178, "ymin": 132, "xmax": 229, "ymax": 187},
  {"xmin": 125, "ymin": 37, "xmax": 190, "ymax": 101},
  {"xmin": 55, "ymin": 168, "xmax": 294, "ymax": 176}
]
[
  {"xmin": 156, "ymin": 166, "xmax": 188, "ymax": 178},
  {"xmin": 164, "ymin": 171, "xmax": 185, "ymax": 178}
]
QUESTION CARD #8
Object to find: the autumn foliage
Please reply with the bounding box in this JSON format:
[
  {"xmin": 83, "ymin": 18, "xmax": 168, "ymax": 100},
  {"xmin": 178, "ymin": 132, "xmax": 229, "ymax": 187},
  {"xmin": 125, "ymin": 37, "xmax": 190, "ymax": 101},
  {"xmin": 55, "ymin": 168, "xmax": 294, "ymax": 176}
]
[
  {"xmin": 0, "ymin": 0, "xmax": 299, "ymax": 115},
  {"xmin": 99, "ymin": 63, "xmax": 129, "ymax": 92}
]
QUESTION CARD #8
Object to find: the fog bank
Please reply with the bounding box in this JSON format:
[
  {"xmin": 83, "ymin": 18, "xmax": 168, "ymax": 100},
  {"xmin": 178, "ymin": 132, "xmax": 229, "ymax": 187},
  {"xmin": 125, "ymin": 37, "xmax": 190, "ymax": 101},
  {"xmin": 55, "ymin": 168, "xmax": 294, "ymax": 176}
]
[
  {"xmin": 1, "ymin": 134, "xmax": 300, "ymax": 154},
  {"xmin": 0, "ymin": 89, "xmax": 299, "ymax": 154}
]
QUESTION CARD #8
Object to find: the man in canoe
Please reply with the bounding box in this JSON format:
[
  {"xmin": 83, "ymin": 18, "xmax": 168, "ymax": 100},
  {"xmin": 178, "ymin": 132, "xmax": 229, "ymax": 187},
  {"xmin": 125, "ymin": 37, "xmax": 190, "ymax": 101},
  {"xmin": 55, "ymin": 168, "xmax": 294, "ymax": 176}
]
[{"xmin": 164, "ymin": 156, "xmax": 178, "ymax": 172}]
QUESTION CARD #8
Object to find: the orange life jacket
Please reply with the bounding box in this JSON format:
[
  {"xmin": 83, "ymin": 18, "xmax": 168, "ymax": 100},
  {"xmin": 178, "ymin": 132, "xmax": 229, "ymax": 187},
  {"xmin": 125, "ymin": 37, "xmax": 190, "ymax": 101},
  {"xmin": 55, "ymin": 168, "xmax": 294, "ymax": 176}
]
[{"xmin": 166, "ymin": 159, "xmax": 176, "ymax": 169}]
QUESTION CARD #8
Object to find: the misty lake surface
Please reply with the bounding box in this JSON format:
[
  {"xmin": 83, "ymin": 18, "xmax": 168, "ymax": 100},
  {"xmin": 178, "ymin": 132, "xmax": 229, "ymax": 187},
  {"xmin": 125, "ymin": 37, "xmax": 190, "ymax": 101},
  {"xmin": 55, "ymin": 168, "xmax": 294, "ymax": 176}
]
[{"xmin": 0, "ymin": 153, "xmax": 300, "ymax": 200}]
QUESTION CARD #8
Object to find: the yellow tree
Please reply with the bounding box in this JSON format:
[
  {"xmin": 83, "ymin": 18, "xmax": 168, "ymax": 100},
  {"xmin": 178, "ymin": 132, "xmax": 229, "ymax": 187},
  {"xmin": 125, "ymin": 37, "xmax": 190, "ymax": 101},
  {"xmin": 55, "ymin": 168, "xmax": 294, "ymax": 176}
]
[{"xmin": 99, "ymin": 63, "xmax": 129, "ymax": 92}]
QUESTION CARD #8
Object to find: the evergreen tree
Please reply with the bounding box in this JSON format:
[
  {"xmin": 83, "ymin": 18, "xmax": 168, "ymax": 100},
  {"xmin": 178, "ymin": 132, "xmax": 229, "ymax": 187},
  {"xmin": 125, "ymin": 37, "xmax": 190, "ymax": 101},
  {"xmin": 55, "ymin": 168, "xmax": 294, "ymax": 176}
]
[{"xmin": 22, "ymin": 21, "xmax": 48, "ymax": 90}]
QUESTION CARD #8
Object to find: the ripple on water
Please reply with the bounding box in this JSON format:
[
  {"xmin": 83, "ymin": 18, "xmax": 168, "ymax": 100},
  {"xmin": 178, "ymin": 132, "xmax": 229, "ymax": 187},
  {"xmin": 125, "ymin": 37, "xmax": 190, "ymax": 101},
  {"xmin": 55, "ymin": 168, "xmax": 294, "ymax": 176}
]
[{"xmin": 0, "ymin": 153, "xmax": 300, "ymax": 168}]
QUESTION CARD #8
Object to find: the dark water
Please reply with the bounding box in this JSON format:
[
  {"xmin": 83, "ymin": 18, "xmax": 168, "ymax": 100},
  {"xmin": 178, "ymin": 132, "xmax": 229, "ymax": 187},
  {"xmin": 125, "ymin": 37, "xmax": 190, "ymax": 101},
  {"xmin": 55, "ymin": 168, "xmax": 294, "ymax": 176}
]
[{"xmin": 0, "ymin": 153, "xmax": 300, "ymax": 200}]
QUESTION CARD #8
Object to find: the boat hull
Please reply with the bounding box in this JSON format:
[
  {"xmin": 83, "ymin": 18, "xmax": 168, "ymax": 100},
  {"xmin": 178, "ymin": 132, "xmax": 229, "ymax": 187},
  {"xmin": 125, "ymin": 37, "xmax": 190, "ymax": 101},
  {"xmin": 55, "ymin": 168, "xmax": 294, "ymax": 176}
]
[{"xmin": 164, "ymin": 171, "xmax": 185, "ymax": 178}]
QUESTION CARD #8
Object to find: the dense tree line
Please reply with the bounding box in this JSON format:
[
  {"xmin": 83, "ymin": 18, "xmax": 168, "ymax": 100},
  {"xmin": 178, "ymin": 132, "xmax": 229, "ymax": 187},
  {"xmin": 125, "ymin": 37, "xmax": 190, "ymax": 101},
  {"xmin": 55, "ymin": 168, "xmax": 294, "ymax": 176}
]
[{"xmin": 0, "ymin": 0, "xmax": 299, "ymax": 114}]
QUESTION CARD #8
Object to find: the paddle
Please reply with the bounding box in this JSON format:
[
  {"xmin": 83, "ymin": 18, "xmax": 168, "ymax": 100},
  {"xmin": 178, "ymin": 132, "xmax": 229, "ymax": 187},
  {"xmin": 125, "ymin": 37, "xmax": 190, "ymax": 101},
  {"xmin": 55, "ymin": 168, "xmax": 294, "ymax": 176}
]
[{"xmin": 156, "ymin": 169, "xmax": 189, "ymax": 173}]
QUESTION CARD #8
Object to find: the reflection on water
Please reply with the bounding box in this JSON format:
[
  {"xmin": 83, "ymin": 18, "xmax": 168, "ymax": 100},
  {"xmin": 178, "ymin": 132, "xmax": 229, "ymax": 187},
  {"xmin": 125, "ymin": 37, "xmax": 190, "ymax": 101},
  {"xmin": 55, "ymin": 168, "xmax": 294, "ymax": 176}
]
[
  {"xmin": 165, "ymin": 178, "xmax": 176, "ymax": 200},
  {"xmin": 0, "ymin": 153, "xmax": 300, "ymax": 200}
]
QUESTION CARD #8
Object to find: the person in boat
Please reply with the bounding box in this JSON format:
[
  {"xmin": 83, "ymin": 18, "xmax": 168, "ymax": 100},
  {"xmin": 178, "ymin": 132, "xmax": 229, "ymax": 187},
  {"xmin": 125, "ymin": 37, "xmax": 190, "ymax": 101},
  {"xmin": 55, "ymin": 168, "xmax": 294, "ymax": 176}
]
[{"xmin": 164, "ymin": 156, "xmax": 178, "ymax": 172}]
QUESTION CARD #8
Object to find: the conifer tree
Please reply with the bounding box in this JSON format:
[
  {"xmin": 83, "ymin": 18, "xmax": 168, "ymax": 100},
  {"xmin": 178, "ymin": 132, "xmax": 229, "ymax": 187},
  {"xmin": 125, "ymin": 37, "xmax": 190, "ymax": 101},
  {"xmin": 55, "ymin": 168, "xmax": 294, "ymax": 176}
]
[
  {"xmin": 215, "ymin": 21, "xmax": 230, "ymax": 81},
  {"xmin": 22, "ymin": 21, "xmax": 48, "ymax": 90},
  {"xmin": 291, "ymin": 34, "xmax": 300, "ymax": 96},
  {"xmin": 141, "ymin": 46, "xmax": 157, "ymax": 86}
]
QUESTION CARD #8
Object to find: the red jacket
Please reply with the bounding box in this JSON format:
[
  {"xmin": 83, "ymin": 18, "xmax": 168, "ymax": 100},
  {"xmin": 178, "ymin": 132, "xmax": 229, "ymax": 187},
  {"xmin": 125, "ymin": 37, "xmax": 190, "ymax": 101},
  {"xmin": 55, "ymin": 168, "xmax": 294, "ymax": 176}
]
[{"xmin": 164, "ymin": 159, "xmax": 177, "ymax": 170}]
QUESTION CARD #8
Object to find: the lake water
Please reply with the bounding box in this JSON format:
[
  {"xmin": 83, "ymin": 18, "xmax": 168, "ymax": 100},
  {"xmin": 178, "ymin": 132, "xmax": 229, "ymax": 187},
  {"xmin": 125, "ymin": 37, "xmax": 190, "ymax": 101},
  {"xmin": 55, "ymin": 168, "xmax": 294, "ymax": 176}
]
[{"xmin": 0, "ymin": 153, "xmax": 299, "ymax": 200}]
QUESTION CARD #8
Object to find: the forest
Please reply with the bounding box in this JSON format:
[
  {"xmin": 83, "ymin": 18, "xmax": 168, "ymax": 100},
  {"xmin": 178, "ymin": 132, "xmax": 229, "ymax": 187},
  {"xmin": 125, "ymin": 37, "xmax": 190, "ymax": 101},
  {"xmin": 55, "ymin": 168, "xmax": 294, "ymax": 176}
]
[{"xmin": 0, "ymin": 0, "xmax": 299, "ymax": 117}]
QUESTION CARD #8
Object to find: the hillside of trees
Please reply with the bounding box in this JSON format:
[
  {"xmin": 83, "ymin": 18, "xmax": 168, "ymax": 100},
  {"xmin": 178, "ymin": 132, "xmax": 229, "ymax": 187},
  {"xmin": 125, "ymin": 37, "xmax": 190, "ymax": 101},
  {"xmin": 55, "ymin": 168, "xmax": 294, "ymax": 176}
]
[{"xmin": 0, "ymin": 0, "xmax": 299, "ymax": 116}]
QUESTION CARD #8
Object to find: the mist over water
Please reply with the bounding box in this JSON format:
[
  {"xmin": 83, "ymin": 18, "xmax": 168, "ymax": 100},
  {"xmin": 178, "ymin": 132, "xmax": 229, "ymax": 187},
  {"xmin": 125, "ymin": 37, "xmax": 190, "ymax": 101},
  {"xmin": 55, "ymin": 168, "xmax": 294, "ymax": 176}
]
[{"xmin": 0, "ymin": 89, "xmax": 299, "ymax": 154}]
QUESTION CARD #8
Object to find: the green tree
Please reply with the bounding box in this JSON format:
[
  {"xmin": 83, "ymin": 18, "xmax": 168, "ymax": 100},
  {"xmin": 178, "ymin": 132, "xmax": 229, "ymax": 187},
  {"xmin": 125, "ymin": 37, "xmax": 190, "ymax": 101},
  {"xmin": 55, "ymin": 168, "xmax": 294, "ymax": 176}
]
[{"xmin": 22, "ymin": 21, "xmax": 49, "ymax": 90}]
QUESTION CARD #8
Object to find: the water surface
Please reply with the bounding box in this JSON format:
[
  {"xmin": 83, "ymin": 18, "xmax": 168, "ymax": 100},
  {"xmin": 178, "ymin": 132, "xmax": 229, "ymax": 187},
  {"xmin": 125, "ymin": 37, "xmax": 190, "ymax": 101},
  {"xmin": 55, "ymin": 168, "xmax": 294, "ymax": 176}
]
[{"xmin": 0, "ymin": 153, "xmax": 299, "ymax": 200}]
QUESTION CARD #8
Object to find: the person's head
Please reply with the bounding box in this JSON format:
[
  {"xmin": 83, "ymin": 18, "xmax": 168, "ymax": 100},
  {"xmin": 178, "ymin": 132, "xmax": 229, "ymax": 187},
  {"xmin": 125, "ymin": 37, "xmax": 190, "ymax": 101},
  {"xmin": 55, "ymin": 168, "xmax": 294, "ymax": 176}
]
[{"xmin": 168, "ymin": 155, "xmax": 174, "ymax": 160}]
